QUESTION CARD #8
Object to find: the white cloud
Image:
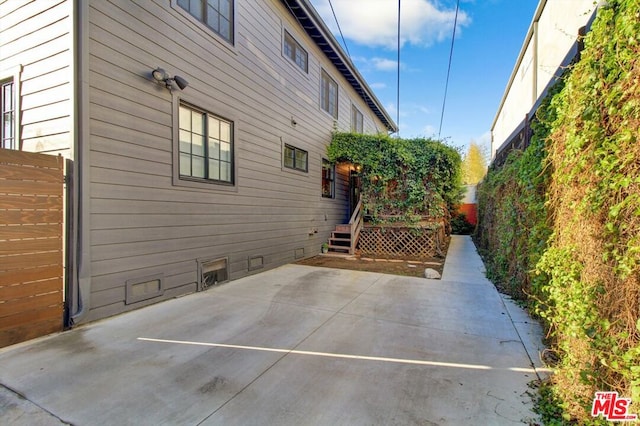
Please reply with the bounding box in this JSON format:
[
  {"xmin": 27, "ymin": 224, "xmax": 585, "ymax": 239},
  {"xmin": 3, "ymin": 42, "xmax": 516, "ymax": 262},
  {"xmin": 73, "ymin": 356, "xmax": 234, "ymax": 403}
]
[
  {"xmin": 352, "ymin": 56, "xmax": 401, "ymax": 72},
  {"xmin": 422, "ymin": 124, "xmax": 437, "ymax": 136},
  {"xmin": 372, "ymin": 57, "xmax": 399, "ymax": 71},
  {"xmin": 311, "ymin": 0, "xmax": 470, "ymax": 49},
  {"xmin": 369, "ymin": 82, "xmax": 387, "ymax": 89}
]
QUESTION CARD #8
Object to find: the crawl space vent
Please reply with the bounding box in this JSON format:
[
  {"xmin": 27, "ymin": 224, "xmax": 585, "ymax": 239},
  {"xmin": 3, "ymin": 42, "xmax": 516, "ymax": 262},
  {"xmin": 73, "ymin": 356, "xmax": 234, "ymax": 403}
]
[{"xmin": 199, "ymin": 257, "xmax": 228, "ymax": 291}]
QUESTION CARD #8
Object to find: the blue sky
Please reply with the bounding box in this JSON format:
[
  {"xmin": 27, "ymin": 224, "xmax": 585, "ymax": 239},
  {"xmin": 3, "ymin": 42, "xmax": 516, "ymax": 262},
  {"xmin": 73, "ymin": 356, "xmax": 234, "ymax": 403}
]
[{"xmin": 309, "ymin": 0, "xmax": 539, "ymax": 152}]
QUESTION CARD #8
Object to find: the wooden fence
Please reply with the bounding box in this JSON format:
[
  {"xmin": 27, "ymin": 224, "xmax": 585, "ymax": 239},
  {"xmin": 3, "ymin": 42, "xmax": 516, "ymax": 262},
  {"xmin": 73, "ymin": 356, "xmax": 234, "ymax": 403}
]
[
  {"xmin": 358, "ymin": 224, "xmax": 445, "ymax": 259},
  {"xmin": 0, "ymin": 149, "xmax": 64, "ymax": 348}
]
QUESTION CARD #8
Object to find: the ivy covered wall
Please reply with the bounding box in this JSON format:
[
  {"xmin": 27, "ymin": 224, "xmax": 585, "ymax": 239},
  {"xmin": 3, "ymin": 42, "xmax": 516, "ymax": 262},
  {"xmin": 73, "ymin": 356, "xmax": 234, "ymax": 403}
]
[
  {"xmin": 327, "ymin": 133, "xmax": 463, "ymax": 226},
  {"xmin": 475, "ymin": 0, "xmax": 639, "ymax": 421}
]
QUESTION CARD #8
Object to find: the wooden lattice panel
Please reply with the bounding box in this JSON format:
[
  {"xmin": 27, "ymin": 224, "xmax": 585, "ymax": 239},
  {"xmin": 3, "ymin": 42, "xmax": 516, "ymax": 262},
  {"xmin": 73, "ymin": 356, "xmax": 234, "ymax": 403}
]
[{"xmin": 357, "ymin": 225, "xmax": 444, "ymax": 259}]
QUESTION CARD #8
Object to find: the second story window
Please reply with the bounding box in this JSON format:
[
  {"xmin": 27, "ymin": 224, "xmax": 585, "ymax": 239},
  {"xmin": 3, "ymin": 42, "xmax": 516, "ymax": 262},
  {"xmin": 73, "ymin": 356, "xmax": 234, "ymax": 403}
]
[
  {"xmin": 284, "ymin": 31, "xmax": 308, "ymax": 72},
  {"xmin": 351, "ymin": 105, "xmax": 363, "ymax": 133},
  {"xmin": 1, "ymin": 79, "xmax": 16, "ymax": 150},
  {"xmin": 177, "ymin": 0, "xmax": 233, "ymax": 43},
  {"xmin": 321, "ymin": 70, "xmax": 338, "ymax": 119}
]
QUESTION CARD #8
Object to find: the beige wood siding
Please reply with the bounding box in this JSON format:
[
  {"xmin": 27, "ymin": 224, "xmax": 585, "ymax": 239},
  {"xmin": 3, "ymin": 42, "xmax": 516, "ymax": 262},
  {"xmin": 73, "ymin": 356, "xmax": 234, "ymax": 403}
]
[
  {"xmin": 0, "ymin": 0, "xmax": 73, "ymax": 157},
  {"xmin": 83, "ymin": 0, "xmax": 389, "ymax": 321}
]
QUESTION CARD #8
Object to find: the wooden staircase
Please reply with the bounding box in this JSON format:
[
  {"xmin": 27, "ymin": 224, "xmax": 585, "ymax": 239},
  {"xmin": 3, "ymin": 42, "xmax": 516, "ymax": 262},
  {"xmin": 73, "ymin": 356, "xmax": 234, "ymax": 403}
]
[
  {"xmin": 328, "ymin": 224, "xmax": 352, "ymax": 254},
  {"xmin": 326, "ymin": 197, "xmax": 363, "ymax": 255}
]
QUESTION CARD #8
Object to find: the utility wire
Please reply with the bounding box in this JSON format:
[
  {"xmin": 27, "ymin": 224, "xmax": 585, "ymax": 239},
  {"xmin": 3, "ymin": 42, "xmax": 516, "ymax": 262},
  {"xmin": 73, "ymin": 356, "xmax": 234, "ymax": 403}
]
[
  {"xmin": 438, "ymin": 0, "xmax": 460, "ymax": 140},
  {"xmin": 396, "ymin": 0, "xmax": 401, "ymax": 136},
  {"xmin": 328, "ymin": 0, "xmax": 351, "ymax": 58}
]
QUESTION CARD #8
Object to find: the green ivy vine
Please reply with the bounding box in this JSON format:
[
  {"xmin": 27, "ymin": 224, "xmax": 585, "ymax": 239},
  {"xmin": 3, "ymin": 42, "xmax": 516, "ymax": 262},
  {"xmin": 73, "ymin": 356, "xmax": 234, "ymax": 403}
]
[{"xmin": 327, "ymin": 132, "xmax": 463, "ymax": 226}]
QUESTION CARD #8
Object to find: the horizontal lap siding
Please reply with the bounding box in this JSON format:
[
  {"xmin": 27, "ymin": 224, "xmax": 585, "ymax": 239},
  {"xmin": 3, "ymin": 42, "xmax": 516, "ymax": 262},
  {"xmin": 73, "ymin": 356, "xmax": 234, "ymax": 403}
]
[
  {"xmin": 84, "ymin": 0, "xmax": 385, "ymax": 320},
  {"xmin": 0, "ymin": 149, "xmax": 64, "ymax": 347},
  {"xmin": 0, "ymin": 0, "xmax": 73, "ymax": 157}
]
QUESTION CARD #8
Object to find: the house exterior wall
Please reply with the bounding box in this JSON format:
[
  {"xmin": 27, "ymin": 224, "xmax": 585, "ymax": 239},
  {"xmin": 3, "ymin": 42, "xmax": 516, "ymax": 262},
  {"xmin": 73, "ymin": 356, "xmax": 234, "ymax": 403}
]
[
  {"xmin": 0, "ymin": 0, "xmax": 74, "ymax": 158},
  {"xmin": 490, "ymin": 0, "xmax": 597, "ymax": 160},
  {"xmin": 80, "ymin": 0, "xmax": 390, "ymax": 321}
]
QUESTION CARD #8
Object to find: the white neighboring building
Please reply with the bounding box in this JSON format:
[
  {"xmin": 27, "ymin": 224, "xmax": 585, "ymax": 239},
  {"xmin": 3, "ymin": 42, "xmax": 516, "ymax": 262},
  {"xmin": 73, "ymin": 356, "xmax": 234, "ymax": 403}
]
[{"xmin": 490, "ymin": 0, "xmax": 600, "ymax": 164}]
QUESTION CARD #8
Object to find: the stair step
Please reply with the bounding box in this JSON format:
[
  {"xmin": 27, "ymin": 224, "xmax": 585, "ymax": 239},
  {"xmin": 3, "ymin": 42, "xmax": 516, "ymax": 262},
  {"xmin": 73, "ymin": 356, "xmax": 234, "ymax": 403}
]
[
  {"xmin": 335, "ymin": 224, "xmax": 350, "ymax": 233},
  {"xmin": 328, "ymin": 245, "xmax": 350, "ymax": 253},
  {"xmin": 332, "ymin": 232, "xmax": 350, "ymax": 238},
  {"xmin": 330, "ymin": 237, "xmax": 351, "ymax": 242}
]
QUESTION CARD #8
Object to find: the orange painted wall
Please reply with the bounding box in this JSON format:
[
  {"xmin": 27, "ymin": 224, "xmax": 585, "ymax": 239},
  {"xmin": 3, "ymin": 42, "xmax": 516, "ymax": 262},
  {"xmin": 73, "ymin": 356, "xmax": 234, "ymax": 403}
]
[{"xmin": 459, "ymin": 203, "xmax": 477, "ymax": 225}]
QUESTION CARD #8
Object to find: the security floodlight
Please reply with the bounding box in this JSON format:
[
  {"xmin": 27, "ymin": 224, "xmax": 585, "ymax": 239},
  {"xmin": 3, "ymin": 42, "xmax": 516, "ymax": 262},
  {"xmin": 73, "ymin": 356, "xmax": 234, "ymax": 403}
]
[
  {"xmin": 173, "ymin": 75, "xmax": 189, "ymax": 90},
  {"xmin": 151, "ymin": 67, "xmax": 189, "ymax": 91}
]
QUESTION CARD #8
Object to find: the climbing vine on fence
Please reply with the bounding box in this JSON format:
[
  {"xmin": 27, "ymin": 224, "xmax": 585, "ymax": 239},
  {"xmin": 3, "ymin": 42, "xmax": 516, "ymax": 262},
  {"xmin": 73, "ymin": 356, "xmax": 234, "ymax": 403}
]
[
  {"xmin": 327, "ymin": 133, "xmax": 463, "ymax": 227},
  {"xmin": 476, "ymin": 0, "xmax": 640, "ymax": 422},
  {"xmin": 539, "ymin": 0, "xmax": 640, "ymax": 419}
]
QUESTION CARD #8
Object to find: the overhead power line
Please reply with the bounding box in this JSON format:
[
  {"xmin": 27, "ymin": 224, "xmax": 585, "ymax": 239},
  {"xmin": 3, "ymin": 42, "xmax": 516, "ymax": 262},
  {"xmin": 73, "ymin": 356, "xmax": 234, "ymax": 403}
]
[
  {"xmin": 438, "ymin": 0, "xmax": 460, "ymax": 140},
  {"xmin": 397, "ymin": 0, "xmax": 401, "ymax": 136},
  {"xmin": 328, "ymin": 0, "xmax": 351, "ymax": 58}
]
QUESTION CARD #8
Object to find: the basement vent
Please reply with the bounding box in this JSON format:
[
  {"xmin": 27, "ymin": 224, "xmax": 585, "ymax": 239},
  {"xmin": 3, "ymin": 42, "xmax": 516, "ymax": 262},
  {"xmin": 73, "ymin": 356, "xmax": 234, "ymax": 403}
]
[
  {"xmin": 294, "ymin": 247, "xmax": 305, "ymax": 259},
  {"xmin": 198, "ymin": 257, "xmax": 229, "ymax": 291},
  {"xmin": 248, "ymin": 256, "xmax": 264, "ymax": 271},
  {"xmin": 125, "ymin": 274, "xmax": 164, "ymax": 305}
]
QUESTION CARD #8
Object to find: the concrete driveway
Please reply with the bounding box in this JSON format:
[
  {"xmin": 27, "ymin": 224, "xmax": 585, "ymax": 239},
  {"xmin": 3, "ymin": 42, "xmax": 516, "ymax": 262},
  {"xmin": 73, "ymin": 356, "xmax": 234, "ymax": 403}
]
[{"xmin": 0, "ymin": 236, "xmax": 547, "ymax": 425}]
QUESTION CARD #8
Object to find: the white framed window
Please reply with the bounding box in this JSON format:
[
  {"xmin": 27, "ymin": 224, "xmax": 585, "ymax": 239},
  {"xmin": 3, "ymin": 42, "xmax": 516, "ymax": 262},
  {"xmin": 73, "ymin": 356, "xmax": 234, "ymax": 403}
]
[
  {"xmin": 1, "ymin": 79, "xmax": 16, "ymax": 150},
  {"xmin": 321, "ymin": 70, "xmax": 338, "ymax": 119},
  {"xmin": 351, "ymin": 105, "xmax": 363, "ymax": 133},
  {"xmin": 284, "ymin": 30, "xmax": 308, "ymax": 73},
  {"xmin": 179, "ymin": 102, "xmax": 233, "ymax": 184},
  {"xmin": 176, "ymin": 0, "xmax": 234, "ymax": 43}
]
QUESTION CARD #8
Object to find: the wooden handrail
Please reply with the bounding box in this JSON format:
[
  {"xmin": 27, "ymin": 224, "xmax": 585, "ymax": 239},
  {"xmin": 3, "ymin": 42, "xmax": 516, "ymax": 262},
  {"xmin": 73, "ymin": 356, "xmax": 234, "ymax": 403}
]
[
  {"xmin": 348, "ymin": 197, "xmax": 363, "ymax": 255},
  {"xmin": 348, "ymin": 197, "xmax": 362, "ymax": 225}
]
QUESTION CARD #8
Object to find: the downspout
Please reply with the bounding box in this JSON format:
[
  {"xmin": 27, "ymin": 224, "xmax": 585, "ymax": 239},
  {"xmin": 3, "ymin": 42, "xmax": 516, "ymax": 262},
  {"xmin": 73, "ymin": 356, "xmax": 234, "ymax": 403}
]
[{"xmin": 70, "ymin": 0, "xmax": 91, "ymax": 325}]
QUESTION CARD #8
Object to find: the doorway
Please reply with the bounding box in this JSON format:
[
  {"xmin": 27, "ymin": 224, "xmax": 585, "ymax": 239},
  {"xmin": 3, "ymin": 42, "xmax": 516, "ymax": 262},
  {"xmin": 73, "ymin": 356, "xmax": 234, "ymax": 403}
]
[{"xmin": 349, "ymin": 169, "xmax": 361, "ymax": 219}]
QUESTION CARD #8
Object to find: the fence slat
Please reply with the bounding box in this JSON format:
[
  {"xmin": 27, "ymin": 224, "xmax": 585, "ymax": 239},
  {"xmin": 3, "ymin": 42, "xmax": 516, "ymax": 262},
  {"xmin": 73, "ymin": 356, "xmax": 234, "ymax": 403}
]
[
  {"xmin": 0, "ymin": 224, "xmax": 61, "ymax": 240},
  {"xmin": 0, "ymin": 194, "xmax": 62, "ymax": 210},
  {"xmin": 0, "ymin": 163, "xmax": 62, "ymax": 182},
  {"xmin": 0, "ymin": 265, "xmax": 62, "ymax": 286},
  {"xmin": 0, "ymin": 180, "xmax": 61, "ymax": 196},
  {"xmin": 0, "ymin": 210, "xmax": 62, "ymax": 225},
  {"xmin": 0, "ymin": 251, "xmax": 61, "ymax": 271},
  {"xmin": 0, "ymin": 291, "xmax": 62, "ymax": 318},
  {"xmin": 0, "ymin": 277, "xmax": 61, "ymax": 301}
]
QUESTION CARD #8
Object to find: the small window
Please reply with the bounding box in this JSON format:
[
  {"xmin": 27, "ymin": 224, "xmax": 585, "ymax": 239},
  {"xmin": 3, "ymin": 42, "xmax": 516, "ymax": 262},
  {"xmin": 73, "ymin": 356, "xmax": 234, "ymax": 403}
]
[
  {"xmin": 1, "ymin": 79, "xmax": 16, "ymax": 150},
  {"xmin": 284, "ymin": 144, "xmax": 308, "ymax": 172},
  {"xmin": 321, "ymin": 70, "xmax": 338, "ymax": 119},
  {"xmin": 322, "ymin": 159, "xmax": 334, "ymax": 198},
  {"xmin": 179, "ymin": 103, "xmax": 233, "ymax": 184},
  {"xmin": 177, "ymin": 0, "xmax": 234, "ymax": 43},
  {"xmin": 284, "ymin": 31, "xmax": 308, "ymax": 72},
  {"xmin": 351, "ymin": 105, "xmax": 363, "ymax": 133}
]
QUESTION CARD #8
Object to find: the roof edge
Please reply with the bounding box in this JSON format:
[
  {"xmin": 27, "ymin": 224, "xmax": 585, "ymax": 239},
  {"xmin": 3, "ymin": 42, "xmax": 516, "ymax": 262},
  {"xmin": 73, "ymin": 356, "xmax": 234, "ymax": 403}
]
[{"xmin": 282, "ymin": 0, "xmax": 398, "ymax": 132}]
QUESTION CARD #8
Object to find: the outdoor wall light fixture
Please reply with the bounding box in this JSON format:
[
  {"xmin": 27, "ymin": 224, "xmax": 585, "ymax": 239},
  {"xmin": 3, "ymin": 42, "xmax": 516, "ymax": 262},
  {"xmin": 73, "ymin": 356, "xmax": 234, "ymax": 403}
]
[{"xmin": 151, "ymin": 67, "xmax": 189, "ymax": 90}]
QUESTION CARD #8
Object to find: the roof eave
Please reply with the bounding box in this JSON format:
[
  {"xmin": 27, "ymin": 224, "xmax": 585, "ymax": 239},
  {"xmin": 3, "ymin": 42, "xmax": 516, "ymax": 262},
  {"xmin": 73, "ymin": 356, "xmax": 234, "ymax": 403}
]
[{"xmin": 282, "ymin": 0, "xmax": 398, "ymax": 132}]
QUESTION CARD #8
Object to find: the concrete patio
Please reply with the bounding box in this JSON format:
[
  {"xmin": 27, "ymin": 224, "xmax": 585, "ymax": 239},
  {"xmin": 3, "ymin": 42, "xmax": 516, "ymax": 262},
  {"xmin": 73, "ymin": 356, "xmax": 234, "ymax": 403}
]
[{"xmin": 0, "ymin": 236, "xmax": 548, "ymax": 425}]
